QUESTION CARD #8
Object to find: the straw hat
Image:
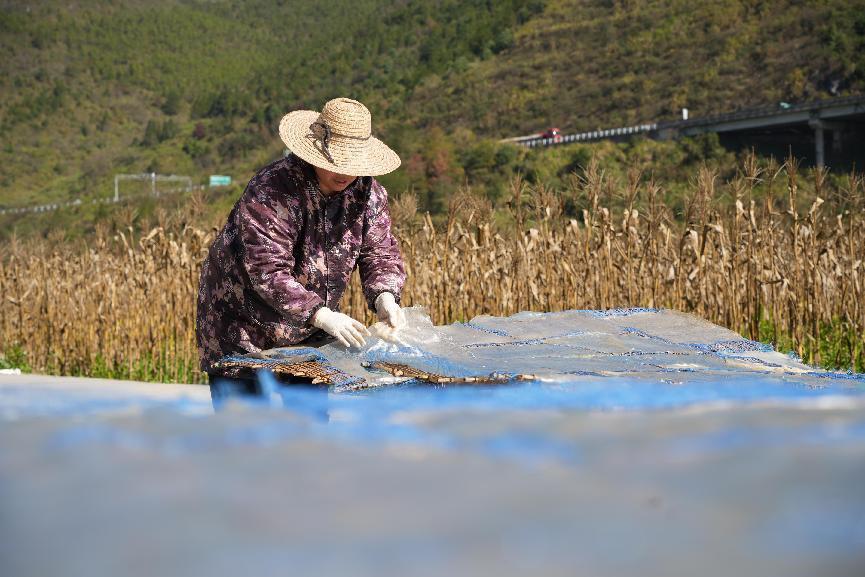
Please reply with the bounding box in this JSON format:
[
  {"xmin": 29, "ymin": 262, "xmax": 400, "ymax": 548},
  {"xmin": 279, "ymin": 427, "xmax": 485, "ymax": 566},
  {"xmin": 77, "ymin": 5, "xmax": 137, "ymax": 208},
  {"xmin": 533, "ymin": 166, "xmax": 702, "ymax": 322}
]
[{"xmin": 279, "ymin": 97, "xmax": 401, "ymax": 176}]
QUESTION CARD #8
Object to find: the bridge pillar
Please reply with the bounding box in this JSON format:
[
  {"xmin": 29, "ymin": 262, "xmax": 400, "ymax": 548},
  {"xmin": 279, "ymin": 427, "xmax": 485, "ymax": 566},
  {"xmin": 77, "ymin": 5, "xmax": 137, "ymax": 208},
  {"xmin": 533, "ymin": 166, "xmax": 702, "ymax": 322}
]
[
  {"xmin": 809, "ymin": 118, "xmax": 825, "ymax": 168},
  {"xmin": 815, "ymin": 123, "xmax": 825, "ymax": 169},
  {"xmin": 809, "ymin": 118, "xmax": 847, "ymax": 169}
]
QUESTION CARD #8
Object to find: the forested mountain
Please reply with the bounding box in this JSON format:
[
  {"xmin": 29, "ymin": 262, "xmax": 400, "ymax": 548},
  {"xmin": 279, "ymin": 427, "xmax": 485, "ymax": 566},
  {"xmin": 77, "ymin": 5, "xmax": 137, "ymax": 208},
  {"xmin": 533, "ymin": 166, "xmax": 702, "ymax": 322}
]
[
  {"xmin": 1, "ymin": 0, "xmax": 863, "ymax": 231},
  {"xmin": 410, "ymin": 0, "xmax": 865, "ymax": 134}
]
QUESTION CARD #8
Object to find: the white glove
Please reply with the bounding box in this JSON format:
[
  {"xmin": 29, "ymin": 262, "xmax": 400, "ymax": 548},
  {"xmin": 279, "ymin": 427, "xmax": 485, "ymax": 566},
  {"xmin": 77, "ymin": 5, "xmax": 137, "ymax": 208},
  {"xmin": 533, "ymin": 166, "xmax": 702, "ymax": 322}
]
[
  {"xmin": 311, "ymin": 307, "xmax": 370, "ymax": 348},
  {"xmin": 375, "ymin": 292, "xmax": 406, "ymax": 329}
]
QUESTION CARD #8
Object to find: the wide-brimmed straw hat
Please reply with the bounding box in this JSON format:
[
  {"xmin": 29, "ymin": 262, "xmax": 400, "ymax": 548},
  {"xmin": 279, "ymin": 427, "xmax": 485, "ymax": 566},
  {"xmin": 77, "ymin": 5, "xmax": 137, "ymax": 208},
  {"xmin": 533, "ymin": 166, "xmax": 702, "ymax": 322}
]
[{"xmin": 279, "ymin": 97, "xmax": 401, "ymax": 176}]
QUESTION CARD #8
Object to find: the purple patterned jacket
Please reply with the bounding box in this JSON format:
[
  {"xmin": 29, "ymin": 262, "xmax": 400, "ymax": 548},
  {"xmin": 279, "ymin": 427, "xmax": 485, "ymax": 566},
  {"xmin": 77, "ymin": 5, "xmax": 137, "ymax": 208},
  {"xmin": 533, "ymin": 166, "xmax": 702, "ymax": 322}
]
[{"xmin": 196, "ymin": 154, "xmax": 406, "ymax": 374}]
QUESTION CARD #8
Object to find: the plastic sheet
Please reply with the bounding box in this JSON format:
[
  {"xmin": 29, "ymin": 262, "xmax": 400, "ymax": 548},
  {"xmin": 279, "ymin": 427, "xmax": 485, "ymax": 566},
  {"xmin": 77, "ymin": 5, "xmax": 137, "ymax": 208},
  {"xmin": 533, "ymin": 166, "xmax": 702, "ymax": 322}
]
[{"xmin": 321, "ymin": 308, "xmax": 864, "ymax": 403}]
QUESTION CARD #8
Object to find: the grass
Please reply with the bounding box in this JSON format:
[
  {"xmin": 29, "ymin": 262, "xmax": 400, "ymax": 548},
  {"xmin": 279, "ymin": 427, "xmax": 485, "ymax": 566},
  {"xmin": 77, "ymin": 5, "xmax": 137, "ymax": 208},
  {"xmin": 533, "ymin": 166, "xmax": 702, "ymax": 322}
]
[
  {"xmin": 0, "ymin": 345, "xmax": 31, "ymax": 372},
  {"xmin": 755, "ymin": 316, "xmax": 864, "ymax": 373}
]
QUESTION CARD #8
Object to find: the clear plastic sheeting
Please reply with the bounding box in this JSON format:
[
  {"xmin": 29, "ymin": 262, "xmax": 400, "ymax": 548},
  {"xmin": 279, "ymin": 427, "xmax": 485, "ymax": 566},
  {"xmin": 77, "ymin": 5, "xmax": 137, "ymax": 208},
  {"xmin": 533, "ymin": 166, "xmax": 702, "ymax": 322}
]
[
  {"xmin": 2, "ymin": 309, "xmax": 865, "ymax": 577},
  {"xmin": 323, "ymin": 308, "xmax": 862, "ymax": 404}
]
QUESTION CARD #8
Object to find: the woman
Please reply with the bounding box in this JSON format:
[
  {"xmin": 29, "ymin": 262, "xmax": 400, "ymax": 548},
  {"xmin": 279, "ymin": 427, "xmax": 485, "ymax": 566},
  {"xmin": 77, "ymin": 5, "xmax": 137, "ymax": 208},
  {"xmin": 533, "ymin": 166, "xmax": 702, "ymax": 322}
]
[{"xmin": 196, "ymin": 97, "xmax": 407, "ymax": 384}]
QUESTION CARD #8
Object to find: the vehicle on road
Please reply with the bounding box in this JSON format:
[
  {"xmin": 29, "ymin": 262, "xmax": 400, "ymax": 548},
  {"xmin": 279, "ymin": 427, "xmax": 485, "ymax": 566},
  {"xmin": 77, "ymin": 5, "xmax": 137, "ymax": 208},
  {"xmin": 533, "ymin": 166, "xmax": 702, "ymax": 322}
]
[{"xmin": 541, "ymin": 127, "xmax": 562, "ymax": 141}]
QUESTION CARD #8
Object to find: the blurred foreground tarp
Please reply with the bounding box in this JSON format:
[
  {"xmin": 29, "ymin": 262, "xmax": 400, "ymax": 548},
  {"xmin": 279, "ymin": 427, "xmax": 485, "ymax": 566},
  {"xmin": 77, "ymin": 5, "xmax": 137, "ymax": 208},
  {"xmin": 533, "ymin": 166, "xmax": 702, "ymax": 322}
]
[{"xmin": 1, "ymin": 309, "xmax": 864, "ymax": 577}]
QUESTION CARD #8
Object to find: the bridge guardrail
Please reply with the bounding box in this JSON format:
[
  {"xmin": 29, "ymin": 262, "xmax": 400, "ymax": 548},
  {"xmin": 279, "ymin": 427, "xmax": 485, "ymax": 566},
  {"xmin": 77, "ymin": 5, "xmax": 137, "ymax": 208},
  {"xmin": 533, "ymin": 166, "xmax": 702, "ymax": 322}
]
[
  {"xmin": 657, "ymin": 94, "xmax": 865, "ymax": 130},
  {"xmin": 519, "ymin": 123, "xmax": 658, "ymax": 148},
  {"xmin": 512, "ymin": 94, "xmax": 865, "ymax": 149}
]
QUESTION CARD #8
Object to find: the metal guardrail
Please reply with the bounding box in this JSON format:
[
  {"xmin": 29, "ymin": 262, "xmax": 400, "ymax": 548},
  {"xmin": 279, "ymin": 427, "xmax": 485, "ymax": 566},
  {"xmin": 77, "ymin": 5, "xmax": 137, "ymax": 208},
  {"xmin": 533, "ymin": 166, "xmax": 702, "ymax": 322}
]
[
  {"xmin": 518, "ymin": 123, "xmax": 658, "ymax": 148},
  {"xmin": 0, "ymin": 184, "xmax": 206, "ymax": 216},
  {"xmin": 512, "ymin": 94, "xmax": 865, "ymax": 149}
]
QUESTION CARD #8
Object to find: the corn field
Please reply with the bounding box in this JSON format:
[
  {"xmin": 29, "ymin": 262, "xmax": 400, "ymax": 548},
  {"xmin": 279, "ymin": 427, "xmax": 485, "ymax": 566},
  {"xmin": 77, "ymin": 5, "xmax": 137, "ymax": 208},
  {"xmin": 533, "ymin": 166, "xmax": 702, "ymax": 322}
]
[{"xmin": 2, "ymin": 156, "xmax": 864, "ymax": 382}]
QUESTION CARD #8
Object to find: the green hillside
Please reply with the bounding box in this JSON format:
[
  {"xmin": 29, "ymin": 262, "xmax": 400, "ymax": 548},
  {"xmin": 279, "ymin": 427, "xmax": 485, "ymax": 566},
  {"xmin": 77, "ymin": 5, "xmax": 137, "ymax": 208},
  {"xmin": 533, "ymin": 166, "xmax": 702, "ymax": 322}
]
[
  {"xmin": 409, "ymin": 0, "xmax": 865, "ymax": 134},
  {"xmin": 0, "ymin": 0, "xmax": 538, "ymax": 208},
  {"xmin": 1, "ymin": 0, "xmax": 863, "ymax": 238}
]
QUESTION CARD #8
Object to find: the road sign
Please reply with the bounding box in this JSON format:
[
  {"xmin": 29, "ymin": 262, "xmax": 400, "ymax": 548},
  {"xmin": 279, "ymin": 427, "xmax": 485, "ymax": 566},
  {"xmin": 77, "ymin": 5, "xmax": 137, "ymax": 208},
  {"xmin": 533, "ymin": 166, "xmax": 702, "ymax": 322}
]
[{"xmin": 209, "ymin": 175, "xmax": 232, "ymax": 187}]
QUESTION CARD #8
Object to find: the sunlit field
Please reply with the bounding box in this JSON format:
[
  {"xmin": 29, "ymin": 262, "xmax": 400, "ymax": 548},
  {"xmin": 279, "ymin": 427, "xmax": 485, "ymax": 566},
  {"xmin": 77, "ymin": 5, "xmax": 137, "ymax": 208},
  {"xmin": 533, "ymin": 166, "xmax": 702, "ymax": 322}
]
[{"xmin": 2, "ymin": 156, "xmax": 863, "ymax": 382}]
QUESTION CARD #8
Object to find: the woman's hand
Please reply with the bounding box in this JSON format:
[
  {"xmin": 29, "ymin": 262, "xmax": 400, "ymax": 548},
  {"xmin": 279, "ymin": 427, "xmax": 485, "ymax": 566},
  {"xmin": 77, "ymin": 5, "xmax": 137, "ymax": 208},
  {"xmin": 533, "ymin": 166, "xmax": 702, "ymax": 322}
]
[
  {"xmin": 375, "ymin": 292, "xmax": 406, "ymax": 329},
  {"xmin": 312, "ymin": 307, "xmax": 371, "ymax": 348}
]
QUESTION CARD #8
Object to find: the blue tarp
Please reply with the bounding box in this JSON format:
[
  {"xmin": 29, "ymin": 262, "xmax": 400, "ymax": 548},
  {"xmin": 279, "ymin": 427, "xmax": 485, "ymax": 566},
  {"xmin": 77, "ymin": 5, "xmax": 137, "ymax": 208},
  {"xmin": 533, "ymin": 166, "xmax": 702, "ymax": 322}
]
[{"xmin": 2, "ymin": 308, "xmax": 864, "ymax": 577}]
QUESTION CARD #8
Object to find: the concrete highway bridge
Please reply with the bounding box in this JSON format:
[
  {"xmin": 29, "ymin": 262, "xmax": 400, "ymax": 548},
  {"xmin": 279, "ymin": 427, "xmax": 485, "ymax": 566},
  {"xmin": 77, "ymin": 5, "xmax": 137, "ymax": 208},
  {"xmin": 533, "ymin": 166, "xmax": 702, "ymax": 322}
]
[{"xmin": 511, "ymin": 94, "xmax": 865, "ymax": 169}]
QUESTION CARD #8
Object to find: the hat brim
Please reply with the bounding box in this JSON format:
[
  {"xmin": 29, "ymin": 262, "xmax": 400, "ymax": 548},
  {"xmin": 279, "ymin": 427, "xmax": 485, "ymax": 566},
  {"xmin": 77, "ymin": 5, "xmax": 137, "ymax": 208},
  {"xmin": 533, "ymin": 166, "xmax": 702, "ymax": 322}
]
[{"xmin": 279, "ymin": 110, "xmax": 401, "ymax": 177}]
